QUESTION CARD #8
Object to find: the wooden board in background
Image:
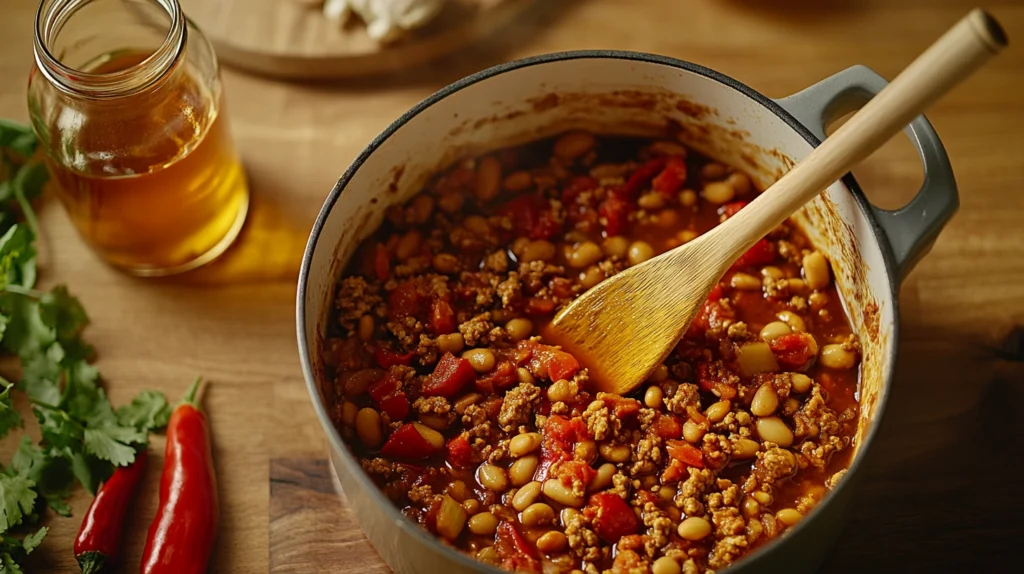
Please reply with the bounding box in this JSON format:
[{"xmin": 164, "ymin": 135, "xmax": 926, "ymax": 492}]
[
  {"xmin": 270, "ymin": 458, "xmax": 389, "ymax": 573},
  {"xmin": 179, "ymin": 0, "xmax": 535, "ymax": 80}
]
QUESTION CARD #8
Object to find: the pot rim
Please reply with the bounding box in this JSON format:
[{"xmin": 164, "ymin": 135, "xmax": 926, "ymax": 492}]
[{"xmin": 296, "ymin": 49, "xmax": 900, "ymax": 572}]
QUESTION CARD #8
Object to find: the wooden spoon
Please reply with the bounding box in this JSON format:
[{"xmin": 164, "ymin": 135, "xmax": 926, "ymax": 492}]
[{"xmin": 547, "ymin": 9, "xmax": 1007, "ymax": 395}]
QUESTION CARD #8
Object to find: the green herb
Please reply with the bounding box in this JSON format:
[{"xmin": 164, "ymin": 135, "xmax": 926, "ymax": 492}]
[{"xmin": 0, "ymin": 120, "xmax": 169, "ymax": 569}]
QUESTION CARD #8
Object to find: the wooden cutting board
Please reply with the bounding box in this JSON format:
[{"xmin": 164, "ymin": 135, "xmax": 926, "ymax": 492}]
[
  {"xmin": 179, "ymin": 0, "xmax": 534, "ymax": 80},
  {"xmin": 269, "ymin": 458, "xmax": 390, "ymax": 573}
]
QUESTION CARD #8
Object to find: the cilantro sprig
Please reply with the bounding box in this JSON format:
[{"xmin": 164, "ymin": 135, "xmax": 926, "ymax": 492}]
[{"xmin": 0, "ymin": 119, "xmax": 170, "ymax": 570}]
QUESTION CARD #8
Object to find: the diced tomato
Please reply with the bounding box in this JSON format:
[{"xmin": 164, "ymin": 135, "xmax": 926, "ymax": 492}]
[
  {"xmin": 623, "ymin": 157, "xmax": 668, "ymax": 198},
  {"xmin": 373, "ymin": 347, "xmax": 415, "ymax": 369},
  {"xmin": 368, "ymin": 373, "xmax": 401, "ymax": 402},
  {"xmin": 495, "ymin": 522, "xmax": 540, "ymax": 572},
  {"xmin": 445, "ymin": 435, "xmax": 474, "ymax": 469},
  {"xmin": 428, "ymin": 299, "xmax": 456, "ymax": 335},
  {"xmin": 686, "ymin": 285, "xmax": 733, "ymax": 339},
  {"xmin": 552, "ymin": 460, "xmax": 596, "ymax": 489},
  {"xmin": 521, "ymin": 342, "xmax": 581, "ymax": 382},
  {"xmin": 535, "ymin": 444, "xmax": 573, "ymax": 483},
  {"xmin": 652, "ymin": 414, "xmax": 682, "ymax": 439},
  {"xmin": 660, "ymin": 458, "xmax": 689, "ymax": 483},
  {"xmin": 500, "ymin": 194, "xmax": 560, "ymax": 240},
  {"xmin": 381, "ymin": 423, "xmax": 442, "ymax": 460},
  {"xmin": 697, "ymin": 361, "xmax": 739, "ymax": 400},
  {"xmin": 483, "ymin": 397, "xmax": 504, "ymax": 419},
  {"xmin": 666, "ymin": 440, "xmax": 705, "ymax": 468},
  {"xmin": 378, "ymin": 391, "xmax": 410, "ymax": 421},
  {"xmin": 524, "ymin": 297, "xmax": 556, "ymax": 315},
  {"xmin": 422, "ymin": 352, "xmax": 476, "ymax": 398},
  {"xmin": 475, "ymin": 360, "xmax": 518, "ymax": 394},
  {"xmin": 769, "ymin": 332, "xmax": 818, "ymax": 371},
  {"xmin": 597, "ymin": 394, "xmax": 641, "ymax": 419},
  {"xmin": 373, "ymin": 243, "xmax": 390, "ymax": 281},
  {"xmin": 652, "ymin": 156, "xmax": 687, "ymax": 196},
  {"xmin": 547, "ymin": 351, "xmax": 580, "ymax": 382},
  {"xmin": 544, "ymin": 415, "xmax": 591, "ymax": 444},
  {"xmin": 588, "ymin": 492, "xmax": 640, "ymax": 543},
  {"xmin": 550, "ymin": 277, "xmax": 575, "ymax": 299},
  {"xmin": 718, "ymin": 200, "xmax": 750, "ymax": 220},
  {"xmin": 561, "ymin": 176, "xmax": 598, "ymax": 205},
  {"xmin": 598, "ymin": 191, "xmax": 631, "ymax": 236},
  {"xmin": 388, "ymin": 281, "xmax": 424, "ymax": 322},
  {"xmin": 733, "ymin": 238, "xmax": 775, "ymax": 268}
]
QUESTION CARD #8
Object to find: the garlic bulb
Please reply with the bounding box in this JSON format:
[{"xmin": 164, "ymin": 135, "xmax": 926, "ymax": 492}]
[{"xmin": 323, "ymin": 0, "xmax": 448, "ymax": 43}]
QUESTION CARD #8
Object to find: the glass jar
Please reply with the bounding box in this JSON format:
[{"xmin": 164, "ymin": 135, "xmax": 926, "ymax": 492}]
[{"xmin": 28, "ymin": 0, "xmax": 249, "ymax": 276}]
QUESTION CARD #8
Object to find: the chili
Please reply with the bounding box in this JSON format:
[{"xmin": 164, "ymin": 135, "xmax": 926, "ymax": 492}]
[{"xmin": 74, "ymin": 450, "xmax": 148, "ymax": 574}]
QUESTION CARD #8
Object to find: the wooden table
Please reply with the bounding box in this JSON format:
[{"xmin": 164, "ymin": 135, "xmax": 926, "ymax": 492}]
[{"xmin": 1, "ymin": 0, "xmax": 1023, "ymax": 572}]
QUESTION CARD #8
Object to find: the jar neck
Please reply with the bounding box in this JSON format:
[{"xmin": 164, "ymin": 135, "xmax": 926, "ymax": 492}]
[{"xmin": 33, "ymin": 0, "xmax": 186, "ymax": 99}]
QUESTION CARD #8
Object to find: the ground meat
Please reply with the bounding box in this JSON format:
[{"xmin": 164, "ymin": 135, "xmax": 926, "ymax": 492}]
[
  {"xmin": 564, "ymin": 508, "xmax": 602, "ymax": 563},
  {"xmin": 335, "ymin": 277, "xmax": 383, "ymax": 330},
  {"xmin": 826, "ymin": 469, "xmax": 847, "ymax": 490},
  {"xmin": 701, "ymin": 433, "xmax": 732, "ymax": 470},
  {"xmin": 641, "ymin": 502, "xmax": 673, "ymax": 557},
  {"xmin": 461, "ymin": 404, "xmax": 488, "ymax": 428},
  {"xmin": 495, "ymin": 273, "xmax": 522, "ymax": 308},
  {"xmin": 608, "ymin": 549, "xmax": 648, "ymax": 573},
  {"xmin": 753, "ymin": 447, "xmax": 798, "ymax": 488},
  {"xmin": 459, "ymin": 313, "xmax": 494, "ymax": 347},
  {"xmin": 630, "ymin": 436, "xmax": 663, "ymax": 477},
  {"xmin": 709, "ymin": 534, "xmax": 748, "ymax": 570},
  {"xmin": 408, "ymin": 484, "xmax": 434, "ymax": 504},
  {"xmin": 361, "ymin": 457, "xmax": 396, "ymax": 478},
  {"xmin": 484, "ymin": 249, "xmax": 509, "ymax": 273},
  {"xmin": 582, "ymin": 399, "xmax": 618, "ymax": 441},
  {"xmin": 676, "ymin": 468, "xmax": 716, "ymax": 517},
  {"xmin": 497, "ymin": 382, "xmax": 541, "ymax": 432},
  {"xmin": 725, "ymin": 321, "xmax": 750, "ymax": 341},
  {"xmin": 663, "ymin": 383, "xmax": 700, "ymax": 415}
]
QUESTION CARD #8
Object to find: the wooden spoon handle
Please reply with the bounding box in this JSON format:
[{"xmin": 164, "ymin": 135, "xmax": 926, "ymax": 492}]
[{"xmin": 706, "ymin": 9, "xmax": 1007, "ymax": 267}]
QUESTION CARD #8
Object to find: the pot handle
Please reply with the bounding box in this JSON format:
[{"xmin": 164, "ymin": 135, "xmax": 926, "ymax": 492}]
[{"xmin": 774, "ymin": 64, "xmax": 959, "ymax": 282}]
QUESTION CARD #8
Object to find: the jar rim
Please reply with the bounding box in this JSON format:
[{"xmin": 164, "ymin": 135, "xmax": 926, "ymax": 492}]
[{"xmin": 33, "ymin": 0, "xmax": 186, "ymax": 99}]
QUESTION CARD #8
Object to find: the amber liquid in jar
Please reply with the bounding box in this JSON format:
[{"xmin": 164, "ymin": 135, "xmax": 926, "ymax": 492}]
[{"xmin": 45, "ymin": 51, "xmax": 248, "ymax": 274}]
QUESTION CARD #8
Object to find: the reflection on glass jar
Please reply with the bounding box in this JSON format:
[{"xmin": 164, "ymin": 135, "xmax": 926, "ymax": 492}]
[{"xmin": 28, "ymin": 0, "xmax": 249, "ymax": 276}]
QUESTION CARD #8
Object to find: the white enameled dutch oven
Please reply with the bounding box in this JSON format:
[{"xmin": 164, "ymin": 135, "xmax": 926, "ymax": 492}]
[{"xmin": 296, "ymin": 52, "xmax": 958, "ymax": 573}]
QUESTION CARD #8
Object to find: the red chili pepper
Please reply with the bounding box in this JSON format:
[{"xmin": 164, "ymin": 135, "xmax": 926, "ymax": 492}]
[
  {"xmin": 74, "ymin": 450, "xmax": 148, "ymax": 574},
  {"xmin": 140, "ymin": 379, "xmax": 218, "ymax": 574}
]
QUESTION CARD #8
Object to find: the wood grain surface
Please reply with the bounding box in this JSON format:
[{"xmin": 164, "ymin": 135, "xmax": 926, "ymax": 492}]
[{"xmin": 0, "ymin": 0, "xmax": 1022, "ymax": 572}]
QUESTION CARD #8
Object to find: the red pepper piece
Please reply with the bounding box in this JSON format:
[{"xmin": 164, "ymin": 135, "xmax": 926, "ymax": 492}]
[
  {"xmin": 666, "ymin": 440, "xmax": 705, "ymax": 468},
  {"xmin": 660, "ymin": 458, "xmax": 689, "ymax": 483},
  {"xmin": 495, "ymin": 522, "xmax": 541, "ymax": 572},
  {"xmin": 378, "ymin": 391, "xmax": 410, "ymax": 421},
  {"xmin": 422, "ymin": 352, "xmax": 476, "ymax": 398},
  {"xmin": 429, "ymin": 299, "xmax": 456, "ymax": 336},
  {"xmin": 373, "ymin": 243, "xmax": 390, "ymax": 281},
  {"xmin": 551, "ymin": 460, "xmax": 596, "ymax": 489},
  {"xmin": 652, "ymin": 414, "xmax": 682, "ymax": 439},
  {"xmin": 769, "ymin": 332, "xmax": 818, "ymax": 371},
  {"xmin": 524, "ymin": 297, "xmax": 556, "ymax": 315},
  {"xmin": 718, "ymin": 200, "xmax": 750, "ymax": 220},
  {"xmin": 500, "ymin": 194, "xmax": 560, "ymax": 240},
  {"xmin": 598, "ymin": 191, "xmax": 631, "ymax": 236},
  {"xmin": 75, "ymin": 450, "xmax": 148, "ymax": 574},
  {"xmin": 140, "ymin": 379, "xmax": 217, "ymax": 574},
  {"xmin": 697, "ymin": 362, "xmax": 739, "ymax": 400},
  {"xmin": 445, "ymin": 435, "xmax": 475, "ymax": 469},
  {"xmin": 381, "ymin": 423, "xmax": 443, "ymax": 460},
  {"xmin": 733, "ymin": 238, "xmax": 775, "ymax": 268},
  {"xmin": 475, "ymin": 360, "xmax": 518, "ymax": 394},
  {"xmin": 368, "ymin": 373, "xmax": 401, "ymax": 402},
  {"xmin": 588, "ymin": 492, "xmax": 640, "ymax": 543},
  {"xmin": 623, "ymin": 157, "xmax": 667, "ymax": 198},
  {"xmin": 651, "ymin": 156, "xmax": 687, "ymax": 196},
  {"xmin": 598, "ymin": 394, "xmax": 640, "ymax": 419},
  {"xmin": 547, "ymin": 351, "xmax": 580, "ymax": 382},
  {"xmin": 388, "ymin": 281, "xmax": 424, "ymax": 322},
  {"xmin": 373, "ymin": 346, "xmax": 415, "ymax": 369}
]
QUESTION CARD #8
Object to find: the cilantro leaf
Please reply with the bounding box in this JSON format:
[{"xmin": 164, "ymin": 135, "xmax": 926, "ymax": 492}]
[
  {"xmin": 1, "ymin": 553, "xmax": 24, "ymax": 574},
  {"xmin": 0, "ymin": 384, "xmax": 22, "ymax": 440},
  {"xmin": 83, "ymin": 425, "xmax": 146, "ymax": 467},
  {"xmin": 0, "ymin": 121, "xmax": 37, "ymax": 159},
  {"xmin": 0, "ymin": 226, "xmax": 36, "ymax": 290},
  {"xmin": 0, "ymin": 475, "xmax": 36, "ymax": 533},
  {"xmin": 117, "ymin": 390, "xmax": 171, "ymax": 432},
  {"xmin": 38, "ymin": 286, "xmax": 88, "ymax": 343},
  {"xmin": 21, "ymin": 526, "xmax": 46, "ymax": 554},
  {"xmin": 68, "ymin": 452, "xmax": 110, "ymax": 495}
]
